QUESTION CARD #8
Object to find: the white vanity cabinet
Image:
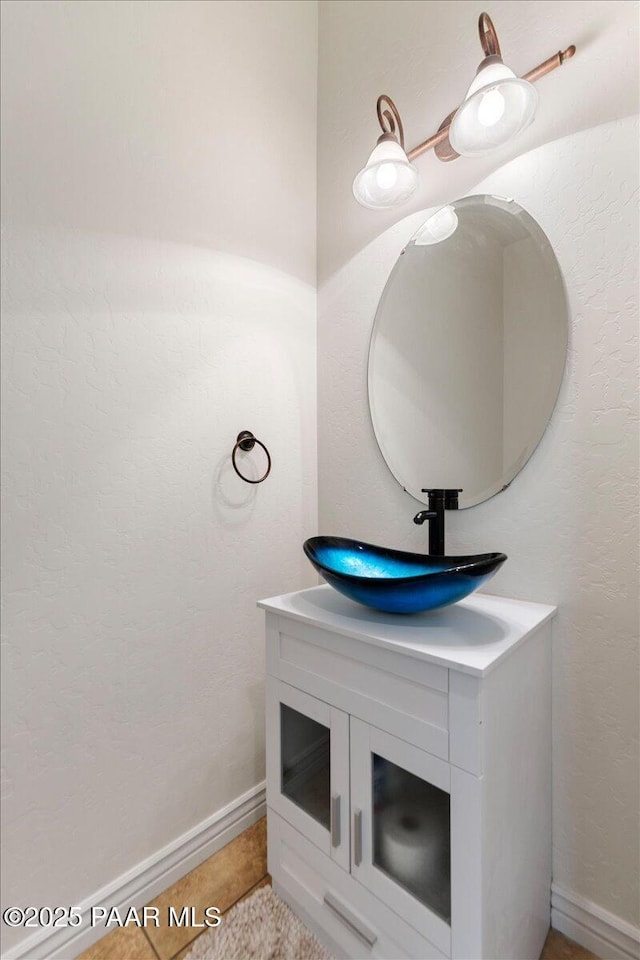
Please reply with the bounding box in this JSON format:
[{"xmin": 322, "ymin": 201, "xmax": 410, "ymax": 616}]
[{"xmin": 259, "ymin": 586, "xmax": 555, "ymax": 960}]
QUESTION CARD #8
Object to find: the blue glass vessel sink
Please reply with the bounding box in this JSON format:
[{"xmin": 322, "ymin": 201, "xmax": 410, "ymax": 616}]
[{"xmin": 303, "ymin": 537, "xmax": 507, "ymax": 614}]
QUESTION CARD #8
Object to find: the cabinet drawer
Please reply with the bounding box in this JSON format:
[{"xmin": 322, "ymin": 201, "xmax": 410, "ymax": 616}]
[
  {"xmin": 266, "ymin": 613, "xmax": 449, "ymax": 760},
  {"xmin": 269, "ymin": 808, "xmax": 447, "ymax": 960}
]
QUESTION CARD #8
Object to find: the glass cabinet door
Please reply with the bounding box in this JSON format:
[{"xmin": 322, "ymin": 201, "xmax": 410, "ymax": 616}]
[
  {"xmin": 350, "ymin": 719, "xmax": 452, "ymax": 956},
  {"xmin": 280, "ymin": 702, "xmax": 331, "ymax": 829},
  {"xmin": 266, "ymin": 678, "xmax": 349, "ymax": 871}
]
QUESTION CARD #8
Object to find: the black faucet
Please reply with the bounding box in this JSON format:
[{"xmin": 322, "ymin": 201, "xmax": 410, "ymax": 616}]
[{"xmin": 413, "ymin": 489, "xmax": 462, "ymax": 555}]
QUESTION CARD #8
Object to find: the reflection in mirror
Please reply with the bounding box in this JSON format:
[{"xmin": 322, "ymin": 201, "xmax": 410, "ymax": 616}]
[{"xmin": 368, "ymin": 195, "xmax": 568, "ymax": 508}]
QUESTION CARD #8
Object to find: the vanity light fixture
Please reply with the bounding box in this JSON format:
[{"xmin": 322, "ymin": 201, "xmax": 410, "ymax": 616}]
[{"xmin": 352, "ymin": 12, "xmax": 576, "ymax": 209}]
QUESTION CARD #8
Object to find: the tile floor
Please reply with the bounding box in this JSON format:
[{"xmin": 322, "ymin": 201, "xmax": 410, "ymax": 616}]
[
  {"xmin": 77, "ymin": 819, "xmax": 267, "ymax": 960},
  {"xmin": 77, "ymin": 817, "xmax": 596, "ymax": 960}
]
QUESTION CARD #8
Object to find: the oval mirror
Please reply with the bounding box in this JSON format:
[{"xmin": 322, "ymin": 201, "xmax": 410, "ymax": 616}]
[{"xmin": 368, "ymin": 195, "xmax": 568, "ymax": 508}]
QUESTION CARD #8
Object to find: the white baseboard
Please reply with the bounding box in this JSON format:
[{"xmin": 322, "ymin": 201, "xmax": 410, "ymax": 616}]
[
  {"xmin": 2, "ymin": 782, "xmax": 266, "ymax": 960},
  {"xmin": 552, "ymin": 884, "xmax": 640, "ymax": 960}
]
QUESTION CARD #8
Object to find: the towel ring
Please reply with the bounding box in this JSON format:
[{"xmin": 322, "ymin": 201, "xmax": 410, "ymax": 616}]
[{"xmin": 232, "ymin": 431, "xmax": 272, "ymax": 484}]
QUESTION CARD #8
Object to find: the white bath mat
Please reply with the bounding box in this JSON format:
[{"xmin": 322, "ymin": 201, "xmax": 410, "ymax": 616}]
[{"xmin": 182, "ymin": 885, "xmax": 332, "ymax": 960}]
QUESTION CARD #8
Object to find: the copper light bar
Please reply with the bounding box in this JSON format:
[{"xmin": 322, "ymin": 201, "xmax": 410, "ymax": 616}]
[{"xmin": 373, "ymin": 13, "xmax": 576, "ymax": 165}]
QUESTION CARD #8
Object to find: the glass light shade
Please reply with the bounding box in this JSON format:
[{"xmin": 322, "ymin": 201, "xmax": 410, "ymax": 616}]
[
  {"xmin": 353, "ymin": 139, "xmax": 419, "ymax": 209},
  {"xmin": 449, "ymin": 61, "xmax": 538, "ymax": 158},
  {"xmin": 413, "ymin": 205, "xmax": 459, "ymax": 245}
]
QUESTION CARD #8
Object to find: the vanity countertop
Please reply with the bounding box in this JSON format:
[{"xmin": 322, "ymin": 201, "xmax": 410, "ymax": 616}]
[{"xmin": 258, "ymin": 585, "xmax": 556, "ymax": 677}]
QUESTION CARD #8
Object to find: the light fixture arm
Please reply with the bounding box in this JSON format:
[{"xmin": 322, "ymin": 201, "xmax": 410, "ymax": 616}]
[
  {"xmin": 376, "ymin": 94, "xmax": 405, "ymax": 149},
  {"xmin": 478, "ymin": 12, "xmax": 501, "ymax": 58},
  {"xmin": 400, "ymin": 13, "xmax": 576, "ymax": 164}
]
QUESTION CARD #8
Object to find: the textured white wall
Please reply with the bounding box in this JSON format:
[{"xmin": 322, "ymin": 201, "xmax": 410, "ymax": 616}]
[
  {"xmin": 318, "ymin": 115, "xmax": 639, "ymax": 927},
  {"xmin": 0, "ymin": 0, "xmax": 317, "ymax": 950}
]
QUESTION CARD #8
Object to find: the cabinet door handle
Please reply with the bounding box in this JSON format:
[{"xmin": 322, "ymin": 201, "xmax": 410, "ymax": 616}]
[
  {"xmin": 323, "ymin": 892, "xmax": 378, "ymax": 948},
  {"xmin": 330, "ymin": 794, "xmax": 341, "ymax": 847},
  {"xmin": 353, "ymin": 808, "xmax": 363, "ymax": 866}
]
